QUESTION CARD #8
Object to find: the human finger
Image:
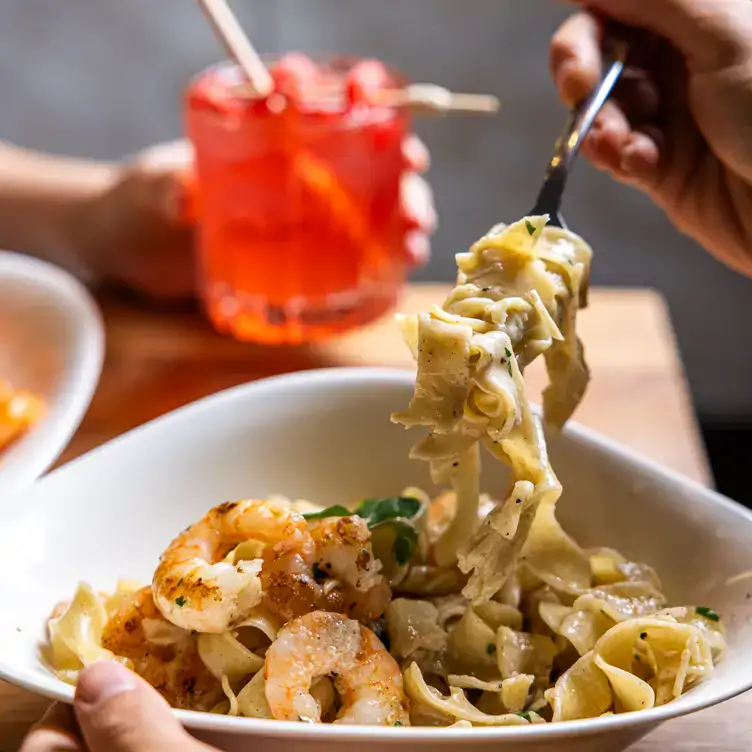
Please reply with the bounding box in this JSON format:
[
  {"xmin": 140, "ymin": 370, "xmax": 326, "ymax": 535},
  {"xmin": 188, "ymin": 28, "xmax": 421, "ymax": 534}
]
[
  {"xmin": 74, "ymin": 662, "xmax": 209, "ymax": 752},
  {"xmin": 134, "ymin": 139, "xmax": 195, "ymax": 172},
  {"xmin": 400, "ymin": 172, "xmax": 437, "ymax": 235},
  {"xmin": 401, "ymin": 134, "xmax": 431, "ymax": 173},
  {"xmin": 564, "ymin": 0, "xmax": 750, "ymax": 72},
  {"xmin": 19, "ymin": 703, "xmax": 82, "ymax": 752},
  {"xmin": 550, "ymin": 12, "xmax": 604, "ymax": 107}
]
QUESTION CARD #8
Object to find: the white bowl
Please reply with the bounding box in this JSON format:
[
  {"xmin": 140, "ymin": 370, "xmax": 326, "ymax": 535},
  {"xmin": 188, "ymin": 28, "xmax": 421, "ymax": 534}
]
[
  {"xmin": 1, "ymin": 368, "xmax": 751, "ymax": 752},
  {"xmin": 0, "ymin": 252, "xmax": 103, "ymax": 496}
]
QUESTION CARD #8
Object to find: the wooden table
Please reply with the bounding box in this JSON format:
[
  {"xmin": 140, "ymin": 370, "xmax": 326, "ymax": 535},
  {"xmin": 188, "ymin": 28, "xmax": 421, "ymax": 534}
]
[{"xmin": 3, "ymin": 283, "xmax": 742, "ymax": 750}]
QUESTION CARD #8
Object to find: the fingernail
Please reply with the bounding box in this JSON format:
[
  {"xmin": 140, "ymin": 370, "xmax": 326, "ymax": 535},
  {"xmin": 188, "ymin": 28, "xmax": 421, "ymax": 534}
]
[{"xmin": 76, "ymin": 661, "xmax": 138, "ymax": 707}]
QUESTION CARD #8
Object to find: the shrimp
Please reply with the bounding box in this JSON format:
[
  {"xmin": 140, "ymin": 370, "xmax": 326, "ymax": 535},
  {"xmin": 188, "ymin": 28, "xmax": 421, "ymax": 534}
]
[
  {"xmin": 101, "ymin": 587, "xmax": 222, "ymax": 711},
  {"xmin": 264, "ymin": 610, "xmax": 410, "ymax": 725},
  {"xmin": 153, "ymin": 499, "xmax": 320, "ymax": 632},
  {"xmin": 309, "ymin": 516, "xmax": 392, "ymax": 622},
  {"xmin": 261, "ymin": 529, "xmax": 322, "ymax": 623}
]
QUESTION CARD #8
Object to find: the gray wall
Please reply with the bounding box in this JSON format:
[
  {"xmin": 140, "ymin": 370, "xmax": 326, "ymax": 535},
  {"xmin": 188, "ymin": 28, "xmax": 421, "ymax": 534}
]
[{"xmin": 2, "ymin": 0, "xmax": 751, "ymax": 419}]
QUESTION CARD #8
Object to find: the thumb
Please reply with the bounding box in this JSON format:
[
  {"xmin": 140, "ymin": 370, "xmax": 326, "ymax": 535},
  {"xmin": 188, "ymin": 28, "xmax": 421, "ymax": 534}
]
[
  {"xmin": 568, "ymin": 0, "xmax": 750, "ymax": 72},
  {"xmin": 131, "ymin": 139, "xmax": 197, "ymax": 224},
  {"xmin": 135, "ymin": 139, "xmax": 194, "ymax": 172},
  {"xmin": 74, "ymin": 662, "xmax": 210, "ymax": 752}
]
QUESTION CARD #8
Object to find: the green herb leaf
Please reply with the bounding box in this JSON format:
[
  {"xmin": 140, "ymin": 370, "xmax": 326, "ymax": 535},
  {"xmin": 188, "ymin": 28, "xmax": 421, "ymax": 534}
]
[
  {"xmin": 370, "ymin": 519, "xmax": 419, "ymax": 566},
  {"xmin": 394, "ymin": 721, "xmax": 404, "ymax": 726},
  {"xmin": 302, "ymin": 505, "xmax": 351, "ymax": 521},
  {"xmin": 354, "ymin": 497, "xmax": 421, "ymax": 526},
  {"xmin": 696, "ymin": 606, "xmax": 720, "ymax": 622},
  {"xmin": 525, "ymin": 220, "xmax": 536, "ymax": 236},
  {"xmin": 516, "ymin": 711, "xmax": 531, "ymax": 722},
  {"xmin": 486, "ymin": 642, "xmax": 496, "ymax": 655},
  {"xmin": 175, "ymin": 596, "xmax": 187, "ymax": 607}
]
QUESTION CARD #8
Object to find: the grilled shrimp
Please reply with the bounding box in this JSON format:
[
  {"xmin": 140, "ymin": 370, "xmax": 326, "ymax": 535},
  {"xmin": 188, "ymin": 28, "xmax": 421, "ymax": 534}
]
[
  {"xmin": 310, "ymin": 516, "xmax": 392, "ymax": 622},
  {"xmin": 264, "ymin": 610, "xmax": 410, "ymax": 725},
  {"xmin": 261, "ymin": 525, "xmax": 322, "ymax": 623},
  {"xmin": 101, "ymin": 587, "xmax": 222, "ymax": 711},
  {"xmin": 153, "ymin": 499, "xmax": 320, "ymax": 632}
]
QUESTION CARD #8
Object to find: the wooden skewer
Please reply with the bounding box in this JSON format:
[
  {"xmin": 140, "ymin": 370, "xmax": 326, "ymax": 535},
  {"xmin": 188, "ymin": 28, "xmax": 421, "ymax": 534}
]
[
  {"xmin": 196, "ymin": 0, "xmax": 273, "ymax": 98},
  {"xmin": 375, "ymin": 84, "xmax": 500, "ymax": 115},
  {"xmin": 195, "ymin": 0, "xmax": 498, "ymax": 115},
  {"xmin": 228, "ymin": 81, "xmax": 501, "ymax": 116}
]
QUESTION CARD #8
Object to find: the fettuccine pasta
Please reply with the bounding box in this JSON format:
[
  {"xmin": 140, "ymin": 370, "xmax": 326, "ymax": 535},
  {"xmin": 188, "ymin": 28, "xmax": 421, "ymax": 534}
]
[{"xmin": 47, "ymin": 215, "xmax": 724, "ymax": 727}]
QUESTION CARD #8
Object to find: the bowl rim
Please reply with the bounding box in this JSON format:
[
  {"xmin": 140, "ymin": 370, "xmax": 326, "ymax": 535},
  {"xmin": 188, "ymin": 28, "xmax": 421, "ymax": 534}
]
[
  {"xmin": 3, "ymin": 366, "xmax": 752, "ymax": 741},
  {"xmin": 0, "ymin": 251, "xmax": 104, "ymax": 496}
]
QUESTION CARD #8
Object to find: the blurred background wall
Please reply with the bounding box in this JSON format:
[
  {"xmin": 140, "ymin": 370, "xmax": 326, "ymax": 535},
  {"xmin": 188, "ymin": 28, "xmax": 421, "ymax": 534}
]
[{"xmin": 2, "ymin": 0, "xmax": 751, "ymax": 490}]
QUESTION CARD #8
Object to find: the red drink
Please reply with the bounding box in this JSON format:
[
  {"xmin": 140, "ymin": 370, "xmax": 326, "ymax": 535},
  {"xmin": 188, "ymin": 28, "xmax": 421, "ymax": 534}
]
[{"xmin": 185, "ymin": 55, "xmax": 412, "ymax": 344}]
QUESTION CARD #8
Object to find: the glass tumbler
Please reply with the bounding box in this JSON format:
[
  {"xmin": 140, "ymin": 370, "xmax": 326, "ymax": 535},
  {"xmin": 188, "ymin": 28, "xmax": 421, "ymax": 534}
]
[{"xmin": 185, "ymin": 56, "xmax": 413, "ymax": 345}]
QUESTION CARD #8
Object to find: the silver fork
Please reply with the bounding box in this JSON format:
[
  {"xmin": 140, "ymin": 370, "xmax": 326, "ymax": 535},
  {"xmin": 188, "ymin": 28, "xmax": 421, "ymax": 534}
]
[{"xmin": 530, "ymin": 35, "xmax": 630, "ymax": 229}]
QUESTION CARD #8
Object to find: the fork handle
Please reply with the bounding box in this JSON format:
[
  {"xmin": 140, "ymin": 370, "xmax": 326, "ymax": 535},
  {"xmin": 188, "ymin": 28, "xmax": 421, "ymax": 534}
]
[
  {"xmin": 563, "ymin": 37, "xmax": 629, "ymax": 168},
  {"xmin": 531, "ymin": 35, "xmax": 629, "ymax": 225}
]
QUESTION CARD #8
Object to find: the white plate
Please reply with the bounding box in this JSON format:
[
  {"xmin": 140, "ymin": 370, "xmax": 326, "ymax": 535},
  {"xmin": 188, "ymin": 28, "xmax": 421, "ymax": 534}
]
[
  {"xmin": 0, "ymin": 252, "xmax": 103, "ymax": 496},
  {"xmin": 1, "ymin": 368, "xmax": 751, "ymax": 752}
]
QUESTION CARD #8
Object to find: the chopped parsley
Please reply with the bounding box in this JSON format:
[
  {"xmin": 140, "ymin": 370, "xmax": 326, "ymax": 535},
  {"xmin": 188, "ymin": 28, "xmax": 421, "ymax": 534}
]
[
  {"xmin": 394, "ymin": 721, "xmax": 404, "ymax": 726},
  {"xmin": 640, "ymin": 632, "xmax": 647, "ymax": 640},
  {"xmin": 517, "ymin": 711, "xmax": 532, "ymax": 722},
  {"xmin": 696, "ymin": 606, "xmax": 720, "ymax": 622},
  {"xmin": 486, "ymin": 642, "xmax": 496, "ymax": 655},
  {"xmin": 505, "ymin": 348, "xmax": 513, "ymax": 376},
  {"xmin": 175, "ymin": 596, "xmax": 187, "ymax": 607},
  {"xmin": 525, "ymin": 220, "xmax": 536, "ymax": 236}
]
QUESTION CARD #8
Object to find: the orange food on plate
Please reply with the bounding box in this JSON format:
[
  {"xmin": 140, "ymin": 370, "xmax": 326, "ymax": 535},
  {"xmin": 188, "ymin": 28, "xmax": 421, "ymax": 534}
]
[{"xmin": 0, "ymin": 379, "xmax": 44, "ymax": 453}]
